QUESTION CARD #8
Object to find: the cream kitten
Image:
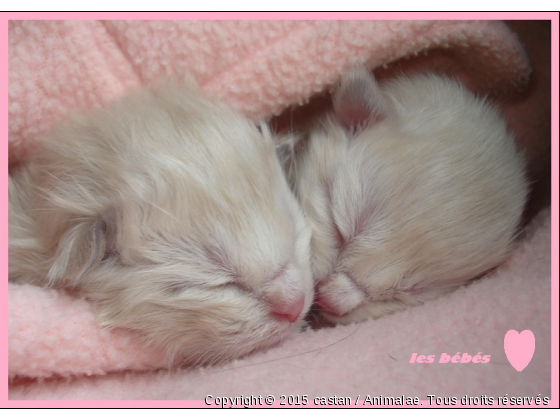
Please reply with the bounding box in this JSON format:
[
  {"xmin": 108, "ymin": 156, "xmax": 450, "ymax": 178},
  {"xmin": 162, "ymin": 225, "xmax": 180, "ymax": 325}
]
[
  {"xmin": 9, "ymin": 83, "xmax": 313, "ymax": 365},
  {"xmin": 283, "ymin": 67, "xmax": 527, "ymax": 324}
]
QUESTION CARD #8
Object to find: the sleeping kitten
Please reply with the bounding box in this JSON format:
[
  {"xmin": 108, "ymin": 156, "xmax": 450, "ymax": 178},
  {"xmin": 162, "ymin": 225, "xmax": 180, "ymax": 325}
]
[
  {"xmin": 281, "ymin": 67, "xmax": 527, "ymax": 325},
  {"xmin": 9, "ymin": 82, "xmax": 313, "ymax": 365}
]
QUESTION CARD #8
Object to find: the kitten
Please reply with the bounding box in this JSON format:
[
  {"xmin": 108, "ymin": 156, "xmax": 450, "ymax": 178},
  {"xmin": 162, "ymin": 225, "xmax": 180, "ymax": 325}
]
[
  {"xmin": 282, "ymin": 67, "xmax": 527, "ymax": 324},
  {"xmin": 9, "ymin": 82, "xmax": 313, "ymax": 365}
]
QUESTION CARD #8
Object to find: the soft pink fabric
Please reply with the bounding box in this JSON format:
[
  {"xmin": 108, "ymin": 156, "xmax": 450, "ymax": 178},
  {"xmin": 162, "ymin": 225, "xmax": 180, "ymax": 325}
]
[
  {"xmin": 9, "ymin": 20, "xmax": 550, "ymax": 401},
  {"xmin": 9, "ymin": 20, "xmax": 529, "ymax": 165},
  {"xmin": 8, "ymin": 284, "xmax": 166, "ymax": 378}
]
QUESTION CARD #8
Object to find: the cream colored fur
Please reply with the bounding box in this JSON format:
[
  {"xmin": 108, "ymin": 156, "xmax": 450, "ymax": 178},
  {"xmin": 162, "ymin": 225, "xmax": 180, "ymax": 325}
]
[
  {"xmin": 9, "ymin": 83, "xmax": 313, "ymax": 365},
  {"xmin": 286, "ymin": 68, "xmax": 528, "ymax": 324}
]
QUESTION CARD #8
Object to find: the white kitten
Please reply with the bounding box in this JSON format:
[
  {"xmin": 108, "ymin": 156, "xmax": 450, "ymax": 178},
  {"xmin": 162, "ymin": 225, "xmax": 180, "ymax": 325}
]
[
  {"xmin": 9, "ymin": 83, "xmax": 313, "ymax": 365},
  {"xmin": 284, "ymin": 67, "xmax": 527, "ymax": 324}
]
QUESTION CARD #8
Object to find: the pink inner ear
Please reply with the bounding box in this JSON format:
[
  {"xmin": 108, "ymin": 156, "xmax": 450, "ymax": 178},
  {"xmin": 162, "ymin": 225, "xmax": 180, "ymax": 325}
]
[
  {"xmin": 333, "ymin": 89, "xmax": 386, "ymax": 131},
  {"xmin": 333, "ymin": 67, "xmax": 386, "ymax": 131},
  {"xmin": 336, "ymin": 104, "xmax": 375, "ymax": 130}
]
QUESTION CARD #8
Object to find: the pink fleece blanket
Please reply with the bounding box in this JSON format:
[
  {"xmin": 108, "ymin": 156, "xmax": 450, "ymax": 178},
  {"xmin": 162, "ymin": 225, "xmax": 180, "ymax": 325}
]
[{"xmin": 8, "ymin": 20, "xmax": 552, "ymax": 401}]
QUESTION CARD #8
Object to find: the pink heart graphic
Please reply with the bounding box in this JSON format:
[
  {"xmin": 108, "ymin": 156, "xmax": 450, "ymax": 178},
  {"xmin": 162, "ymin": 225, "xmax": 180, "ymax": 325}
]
[{"xmin": 504, "ymin": 330, "xmax": 535, "ymax": 372}]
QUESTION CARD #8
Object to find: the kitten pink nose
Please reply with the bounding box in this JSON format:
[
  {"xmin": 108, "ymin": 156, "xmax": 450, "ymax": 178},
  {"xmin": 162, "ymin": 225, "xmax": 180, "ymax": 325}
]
[{"xmin": 269, "ymin": 293, "xmax": 305, "ymax": 323}]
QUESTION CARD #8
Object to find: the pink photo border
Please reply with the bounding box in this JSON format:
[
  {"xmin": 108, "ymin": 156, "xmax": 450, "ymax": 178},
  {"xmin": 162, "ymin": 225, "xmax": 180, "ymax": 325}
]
[{"xmin": 1, "ymin": 11, "xmax": 558, "ymax": 408}]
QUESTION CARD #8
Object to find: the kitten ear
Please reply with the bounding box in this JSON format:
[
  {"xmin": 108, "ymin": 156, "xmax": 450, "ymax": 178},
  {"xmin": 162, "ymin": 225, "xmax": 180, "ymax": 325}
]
[
  {"xmin": 47, "ymin": 218, "xmax": 110, "ymax": 284},
  {"xmin": 333, "ymin": 66, "xmax": 386, "ymax": 130}
]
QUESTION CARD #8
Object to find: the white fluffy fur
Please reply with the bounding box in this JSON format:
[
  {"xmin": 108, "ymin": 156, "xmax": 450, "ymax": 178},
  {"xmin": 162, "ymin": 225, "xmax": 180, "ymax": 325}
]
[
  {"xmin": 9, "ymin": 83, "xmax": 313, "ymax": 365},
  {"xmin": 285, "ymin": 68, "xmax": 528, "ymax": 324}
]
